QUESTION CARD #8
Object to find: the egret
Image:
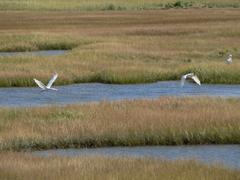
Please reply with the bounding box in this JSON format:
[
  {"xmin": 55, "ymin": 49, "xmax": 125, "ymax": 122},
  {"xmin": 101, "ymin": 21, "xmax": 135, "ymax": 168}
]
[
  {"xmin": 34, "ymin": 73, "xmax": 58, "ymax": 91},
  {"xmin": 181, "ymin": 73, "xmax": 201, "ymax": 87},
  {"xmin": 226, "ymin": 54, "xmax": 232, "ymax": 64}
]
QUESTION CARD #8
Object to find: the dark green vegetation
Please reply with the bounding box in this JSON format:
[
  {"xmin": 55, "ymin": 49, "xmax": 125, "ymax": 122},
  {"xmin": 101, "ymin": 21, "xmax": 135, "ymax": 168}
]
[{"xmin": 0, "ymin": 97, "xmax": 240, "ymax": 151}]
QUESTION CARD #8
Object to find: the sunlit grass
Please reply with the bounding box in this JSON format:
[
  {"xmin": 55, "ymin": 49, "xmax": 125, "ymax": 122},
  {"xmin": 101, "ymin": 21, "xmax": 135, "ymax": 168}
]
[{"xmin": 0, "ymin": 97, "xmax": 240, "ymax": 151}]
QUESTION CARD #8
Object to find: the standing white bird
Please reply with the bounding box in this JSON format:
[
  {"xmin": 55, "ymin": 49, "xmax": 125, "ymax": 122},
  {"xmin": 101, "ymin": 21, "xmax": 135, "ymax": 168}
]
[
  {"xmin": 226, "ymin": 54, "xmax": 232, "ymax": 64},
  {"xmin": 181, "ymin": 73, "xmax": 201, "ymax": 87},
  {"xmin": 34, "ymin": 73, "xmax": 58, "ymax": 91}
]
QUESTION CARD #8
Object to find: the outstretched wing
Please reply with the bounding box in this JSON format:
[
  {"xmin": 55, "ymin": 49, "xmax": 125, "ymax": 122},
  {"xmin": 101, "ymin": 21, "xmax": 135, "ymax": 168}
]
[
  {"xmin": 180, "ymin": 75, "xmax": 186, "ymax": 87},
  {"xmin": 47, "ymin": 73, "xmax": 58, "ymax": 88},
  {"xmin": 192, "ymin": 75, "xmax": 201, "ymax": 86},
  {"xmin": 34, "ymin": 79, "xmax": 46, "ymax": 90}
]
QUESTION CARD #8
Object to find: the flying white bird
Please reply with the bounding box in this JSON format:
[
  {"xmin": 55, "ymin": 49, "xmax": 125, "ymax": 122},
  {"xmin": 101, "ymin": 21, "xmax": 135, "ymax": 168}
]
[
  {"xmin": 226, "ymin": 54, "xmax": 232, "ymax": 64},
  {"xmin": 181, "ymin": 73, "xmax": 201, "ymax": 87},
  {"xmin": 34, "ymin": 73, "xmax": 58, "ymax": 91}
]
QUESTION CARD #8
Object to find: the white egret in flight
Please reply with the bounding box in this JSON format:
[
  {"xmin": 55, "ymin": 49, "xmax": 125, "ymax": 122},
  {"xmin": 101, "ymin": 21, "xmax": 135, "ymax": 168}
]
[
  {"xmin": 226, "ymin": 54, "xmax": 232, "ymax": 64},
  {"xmin": 34, "ymin": 73, "xmax": 58, "ymax": 91},
  {"xmin": 181, "ymin": 73, "xmax": 201, "ymax": 87}
]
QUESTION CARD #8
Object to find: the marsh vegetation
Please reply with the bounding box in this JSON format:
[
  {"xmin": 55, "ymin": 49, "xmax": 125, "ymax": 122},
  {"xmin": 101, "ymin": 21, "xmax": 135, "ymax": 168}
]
[
  {"xmin": 0, "ymin": 1, "xmax": 240, "ymax": 178},
  {"xmin": 0, "ymin": 9, "xmax": 239, "ymax": 86},
  {"xmin": 1, "ymin": 1, "xmax": 240, "ymax": 179},
  {"xmin": 0, "ymin": 0, "xmax": 240, "ymax": 10},
  {"xmin": 0, "ymin": 97, "xmax": 240, "ymax": 151},
  {"xmin": 0, "ymin": 153, "xmax": 240, "ymax": 180}
]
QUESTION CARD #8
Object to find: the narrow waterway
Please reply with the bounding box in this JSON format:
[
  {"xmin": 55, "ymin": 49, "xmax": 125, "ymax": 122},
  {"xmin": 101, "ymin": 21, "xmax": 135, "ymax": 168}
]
[
  {"xmin": 0, "ymin": 50, "xmax": 66, "ymax": 57},
  {"xmin": 1, "ymin": 81, "xmax": 240, "ymax": 107},
  {"xmin": 34, "ymin": 145, "xmax": 240, "ymax": 169}
]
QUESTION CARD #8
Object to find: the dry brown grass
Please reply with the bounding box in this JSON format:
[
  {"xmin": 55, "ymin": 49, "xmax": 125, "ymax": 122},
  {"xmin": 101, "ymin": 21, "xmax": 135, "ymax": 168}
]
[
  {"xmin": 0, "ymin": 97, "xmax": 240, "ymax": 150},
  {"xmin": 0, "ymin": 153, "xmax": 239, "ymax": 180}
]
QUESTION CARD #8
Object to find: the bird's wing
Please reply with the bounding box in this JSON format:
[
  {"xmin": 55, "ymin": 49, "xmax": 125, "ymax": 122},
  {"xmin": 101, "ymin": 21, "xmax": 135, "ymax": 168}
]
[
  {"xmin": 192, "ymin": 75, "xmax": 201, "ymax": 86},
  {"xmin": 47, "ymin": 73, "xmax": 58, "ymax": 88},
  {"xmin": 185, "ymin": 73, "xmax": 194, "ymax": 77},
  {"xmin": 34, "ymin": 79, "xmax": 46, "ymax": 90},
  {"xmin": 180, "ymin": 75, "xmax": 186, "ymax": 87}
]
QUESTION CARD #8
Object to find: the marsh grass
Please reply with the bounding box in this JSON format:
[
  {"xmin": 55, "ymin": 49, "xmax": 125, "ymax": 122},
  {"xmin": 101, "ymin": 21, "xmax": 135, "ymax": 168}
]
[
  {"xmin": 0, "ymin": 9, "xmax": 239, "ymax": 86},
  {"xmin": 1, "ymin": 97, "xmax": 240, "ymax": 151},
  {"xmin": 0, "ymin": 154, "xmax": 239, "ymax": 180},
  {"xmin": 0, "ymin": 0, "xmax": 239, "ymax": 11},
  {"xmin": 0, "ymin": 34, "xmax": 91, "ymax": 52}
]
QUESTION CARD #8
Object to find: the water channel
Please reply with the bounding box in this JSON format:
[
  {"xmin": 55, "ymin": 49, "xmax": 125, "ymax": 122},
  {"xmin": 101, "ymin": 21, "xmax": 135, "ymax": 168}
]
[
  {"xmin": 34, "ymin": 145, "xmax": 240, "ymax": 169},
  {"xmin": 0, "ymin": 50, "xmax": 66, "ymax": 57},
  {"xmin": 1, "ymin": 81, "xmax": 240, "ymax": 107}
]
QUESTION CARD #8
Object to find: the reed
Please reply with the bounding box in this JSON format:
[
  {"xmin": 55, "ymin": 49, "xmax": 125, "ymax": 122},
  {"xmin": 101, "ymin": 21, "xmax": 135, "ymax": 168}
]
[
  {"xmin": 0, "ymin": 153, "xmax": 239, "ymax": 180},
  {"xmin": 0, "ymin": 97, "xmax": 240, "ymax": 151}
]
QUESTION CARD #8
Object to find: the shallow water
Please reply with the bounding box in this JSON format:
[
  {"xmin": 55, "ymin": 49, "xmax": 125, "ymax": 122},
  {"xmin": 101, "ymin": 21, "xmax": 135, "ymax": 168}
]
[
  {"xmin": 0, "ymin": 50, "xmax": 66, "ymax": 57},
  {"xmin": 1, "ymin": 81, "xmax": 240, "ymax": 107},
  {"xmin": 34, "ymin": 145, "xmax": 240, "ymax": 169}
]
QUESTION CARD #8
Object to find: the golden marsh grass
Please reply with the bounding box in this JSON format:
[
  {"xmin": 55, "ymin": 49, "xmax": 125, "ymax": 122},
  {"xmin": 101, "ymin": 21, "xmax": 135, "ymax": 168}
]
[
  {"xmin": 0, "ymin": 153, "xmax": 239, "ymax": 180},
  {"xmin": 1, "ymin": 97, "xmax": 240, "ymax": 150},
  {"xmin": 0, "ymin": 9, "xmax": 240, "ymax": 86}
]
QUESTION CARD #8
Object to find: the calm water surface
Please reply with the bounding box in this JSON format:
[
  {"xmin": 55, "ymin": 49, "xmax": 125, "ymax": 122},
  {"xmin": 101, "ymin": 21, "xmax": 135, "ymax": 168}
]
[
  {"xmin": 34, "ymin": 145, "xmax": 240, "ymax": 169},
  {"xmin": 0, "ymin": 50, "xmax": 66, "ymax": 57},
  {"xmin": 1, "ymin": 81, "xmax": 240, "ymax": 107}
]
